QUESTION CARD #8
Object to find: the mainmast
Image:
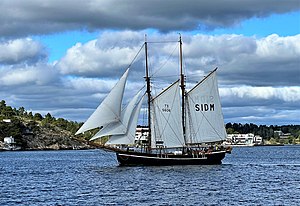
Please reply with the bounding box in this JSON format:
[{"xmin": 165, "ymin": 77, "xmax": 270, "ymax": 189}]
[
  {"xmin": 179, "ymin": 35, "xmax": 186, "ymax": 144},
  {"xmin": 144, "ymin": 36, "xmax": 151, "ymax": 151}
]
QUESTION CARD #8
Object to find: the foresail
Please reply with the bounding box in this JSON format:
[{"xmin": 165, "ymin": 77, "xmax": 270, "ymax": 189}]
[
  {"xmin": 90, "ymin": 91, "xmax": 142, "ymax": 141},
  {"xmin": 75, "ymin": 68, "xmax": 129, "ymax": 135},
  {"xmin": 186, "ymin": 69, "xmax": 227, "ymax": 143},
  {"xmin": 151, "ymin": 80, "xmax": 185, "ymax": 148},
  {"xmin": 106, "ymin": 94, "xmax": 145, "ymax": 145}
]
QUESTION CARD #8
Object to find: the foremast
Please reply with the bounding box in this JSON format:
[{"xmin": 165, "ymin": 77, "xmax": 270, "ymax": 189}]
[{"xmin": 144, "ymin": 37, "xmax": 152, "ymax": 152}]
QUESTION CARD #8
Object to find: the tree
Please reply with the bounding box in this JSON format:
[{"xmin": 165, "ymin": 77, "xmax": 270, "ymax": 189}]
[
  {"xmin": 45, "ymin": 113, "xmax": 55, "ymax": 122},
  {"xmin": 2, "ymin": 106, "xmax": 14, "ymax": 117},
  {"xmin": 33, "ymin": 113, "xmax": 43, "ymax": 121},
  {"xmin": 0, "ymin": 100, "xmax": 6, "ymax": 109},
  {"xmin": 28, "ymin": 112, "xmax": 33, "ymax": 119},
  {"xmin": 18, "ymin": 107, "xmax": 25, "ymax": 116},
  {"xmin": 226, "ymin": 128, "xmax": 235, "ymax": 134}
]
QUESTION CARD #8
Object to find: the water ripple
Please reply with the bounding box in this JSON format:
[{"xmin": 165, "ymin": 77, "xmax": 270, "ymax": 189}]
[{"xmin": 1, "ymin": 146, "xmax": 300, "ymax": 205}]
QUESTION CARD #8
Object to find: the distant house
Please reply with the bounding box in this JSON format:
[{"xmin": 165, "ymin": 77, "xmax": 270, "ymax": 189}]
[
  {"xmin": 135, "ymin": 127, "xmax": 149, "ymax": 145},
  {"xmin": 4, "ymin": 136, "xmax": 15, "ymax": 144},
  {"xmin": 274, "ymin": 131, "xmax": 291, "ymax": 139},
  {"xmin": 3, "ymin": 136, "xmax": 21, "ymax": 151},
  {"xmin": 2, "ymin": 119, "xmax": 11, "ymax": 123},
  {"xmin": 226, "ymin": 133, "xmax": 263, "ymax": 146}
]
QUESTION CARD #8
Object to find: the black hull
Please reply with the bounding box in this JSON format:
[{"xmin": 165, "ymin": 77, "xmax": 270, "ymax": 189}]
[{"xmin": 116, "ymin": 151, "xmax": 227, "ymax": 166}]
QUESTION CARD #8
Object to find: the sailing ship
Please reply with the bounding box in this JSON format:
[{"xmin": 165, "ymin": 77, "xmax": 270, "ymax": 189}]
[{"xmin": 75, "ymin": 36, "xmax": 231, "ymax": 166}]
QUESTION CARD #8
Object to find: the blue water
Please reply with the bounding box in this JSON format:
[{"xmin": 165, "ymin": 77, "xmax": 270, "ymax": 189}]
[{"xmin": 1, "ymin": 146, "xmax": 299, "ymax": 205}]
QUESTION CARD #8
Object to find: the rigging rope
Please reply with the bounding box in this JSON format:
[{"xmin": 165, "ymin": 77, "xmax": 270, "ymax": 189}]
[
  {"xmin": 152, "ymin": 44, "xmax": 179, "ymax": 78},
  {"xmin": 126, "ymin": 43, "xmax": 145, "ymax": 69}
]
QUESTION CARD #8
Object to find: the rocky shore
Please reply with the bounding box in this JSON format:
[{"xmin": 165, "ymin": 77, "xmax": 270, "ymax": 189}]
[
  {"xmin": 21, "ymin": 127, "xmax": 94, "ymax": 150},
  {"xmin": 1, "ymin": 123, "xmax": 96, "ymax": 151}
]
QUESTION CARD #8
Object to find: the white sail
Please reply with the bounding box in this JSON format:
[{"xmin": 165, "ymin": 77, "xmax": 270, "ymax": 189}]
[
  {"xmin": 90, "ymin": 91, "xmax": 142, "ymax": 141},
  {"xmin": 151, "ymin": 80, "xmax": 185, "ymax": 148},
  {"xmin": 106, "ymin": 95, "xmax": 145, "ymax": 145},
  {"xmin": 185, "ymin": 69, "xmax": 227, "ymax": 143},
  {"xmin": 75, "ymin": 68, "xmax": 129, "ymax": 135}
]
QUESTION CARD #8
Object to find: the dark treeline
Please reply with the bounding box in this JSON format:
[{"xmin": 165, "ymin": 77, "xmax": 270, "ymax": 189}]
[{"xmin": 225, "ymin": 122, "xmax": 300, "ymax": 140}]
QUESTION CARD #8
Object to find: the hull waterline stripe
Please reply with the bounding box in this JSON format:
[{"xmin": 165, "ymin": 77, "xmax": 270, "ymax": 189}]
[{"xmin": 117, "ymin": 153, "xmax": 211, "ymax": 160}]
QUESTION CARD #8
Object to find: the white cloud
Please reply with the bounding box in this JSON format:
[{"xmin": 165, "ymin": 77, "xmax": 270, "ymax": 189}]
[
  {"xmin": 54, "ymin": 32, "xmax": 300, "ymax": 88},
  {"xmin": 65, "ymin": 76, "xmax": 118, "ymax": 93},
  {"xmin": 0, "ymin": 64, "xmax": 58, "ymax": 86},
  {"xmin": 56, "ymin": 38, "xmax": 141, "ymax": 76},
  {"xmin": 187, "ymin": 34, "xmax": 300, "ymax": 86},
  {"xmin": 256, "ymin": 34, "xmax": 300, "ymax": 59},
  {"xmin": 220, "ymin": 86, "xmax": 300, "ymax": 102},
  {"xmin": 0, "ymin": 38, "xmax": 47, "ymax": 64}
]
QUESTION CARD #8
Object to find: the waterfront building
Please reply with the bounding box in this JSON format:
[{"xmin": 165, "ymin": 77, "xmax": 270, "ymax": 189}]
[{"xmin": 226, "ymin": 133, "xmax": 263, "ymax": 146}]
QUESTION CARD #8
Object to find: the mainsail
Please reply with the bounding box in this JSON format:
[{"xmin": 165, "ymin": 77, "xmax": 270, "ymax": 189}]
[
  {"xmin": 75, "ymin": 68, "xmax": 129, "ymax": 135},
  {"xmin": 151, "ymin": 80, "xmax": 185, "ymax": 148},
  {"xmin": 185, "ymin": 69, "xmax": 227, "ymax": 143},
  {"xmin": 90, "ymin": 90, "xmax": 142, "ymax": 141}
]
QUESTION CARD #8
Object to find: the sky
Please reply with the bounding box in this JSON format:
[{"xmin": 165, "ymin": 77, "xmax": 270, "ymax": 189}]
[{"xmin": 0, "ymin": 0, "xmax": 299, "ymax": 126}]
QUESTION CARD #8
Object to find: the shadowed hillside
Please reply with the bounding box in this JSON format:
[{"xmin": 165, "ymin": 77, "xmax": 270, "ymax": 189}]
[{"xmin": 0, "ymin": 100, "xmax": 97, "ymax": 150}]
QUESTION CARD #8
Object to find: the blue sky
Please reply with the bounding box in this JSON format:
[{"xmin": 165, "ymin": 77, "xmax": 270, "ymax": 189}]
[
  {"xmin": 0, "ymin": 0, "xmax": 299, "ymax": 126},
  {"xmin": 209, "ymin": 11, "xmax": 300, "ymax": 36},
  {"xmin": 34, "ymin": 31, "xmax": 99, "ymax": 63}
]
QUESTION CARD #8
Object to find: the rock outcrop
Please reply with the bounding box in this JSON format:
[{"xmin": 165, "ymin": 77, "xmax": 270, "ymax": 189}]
[{"xmin": 21, "ymin": 126, "xmax": 93, "ymax": 150}]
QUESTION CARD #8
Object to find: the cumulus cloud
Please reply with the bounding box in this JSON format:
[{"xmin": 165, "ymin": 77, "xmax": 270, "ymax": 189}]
[
  {"xmin": 179, "ymin": 34, "xmax": 300, "ymax": 86},
  {"xmin": 0, "ymin": 0, "xmax": 299, "ymax": 38},
  {"xmin": 0, "ymin": 38, "xmax": 47, "ymax": 64},
  {"xmin": 56, "ymin": 32, "xmax": 300, "ymax": 87},
  {"xmin": 65, "ymin": 76, "xmax": 123, "ymax": 98},
  {"xmin": 256, "ymin": 34, "xmax": 300, "ymax": 59},
  {"xmin": 220, "ymin": 86, "xmax": 300, "ymax": 125},
  {"xmin": 56, "ymin": 31, "xmax": 182, "ymax": 79},
  {"xmin": 56, "ymin": 40, "xmax": 141, "ymax": 77},
  {"xmin": 0, "ymin": 64, "xmax": 58, "ymax": 86},
  {"xmin": 220, "ymin": 86, "xmax": 300, "ymax": 102}
]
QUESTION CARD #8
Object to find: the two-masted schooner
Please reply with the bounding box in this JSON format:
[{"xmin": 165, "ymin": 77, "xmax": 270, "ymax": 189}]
[{"xmin": 75, "ymin": 36, "xmax": 231, "ymax": 166}]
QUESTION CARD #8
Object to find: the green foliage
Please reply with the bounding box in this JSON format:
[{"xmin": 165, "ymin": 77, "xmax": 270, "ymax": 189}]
[
  {"xmin": 34, "ymin": 113, "xmax": 43, "ymax": 121},
  {"xmin": 225, "ymin": 122, "xmax": 300, "ymax": 141},
  {"xmin": 45, "ymin": 113, "xmax": 55, "ymax": 122},
  {"xmin": 0, "ymin": 119, "xmax": 24, "ymax": 141},
  {"xmin": 0, "ymin": 100, "xmax": 82, "ymax": 141}
]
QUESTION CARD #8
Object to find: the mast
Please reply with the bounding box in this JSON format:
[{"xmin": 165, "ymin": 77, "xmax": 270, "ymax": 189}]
[
  {"xmin": 179, "ymin": 35, "xmax": 186, "ymax": 144},
  {"xmin": 144, "ymin": 36, "xmax": 151, "ymax": 151}
]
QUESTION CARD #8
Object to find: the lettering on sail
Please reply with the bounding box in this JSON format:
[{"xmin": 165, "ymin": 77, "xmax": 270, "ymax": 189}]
[
  {"xmin": 194, "ymin": 95, "xmax": 215, "ymax": 112},
  {"xmin": 162, "ymin": 104, "xmax": 171, "ymax": 112}
]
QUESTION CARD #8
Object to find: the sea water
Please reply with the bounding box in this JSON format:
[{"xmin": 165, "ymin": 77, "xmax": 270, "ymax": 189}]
[{"xmin": 0, "ymin": 146, "xmax": 299, "ymax": 205}]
